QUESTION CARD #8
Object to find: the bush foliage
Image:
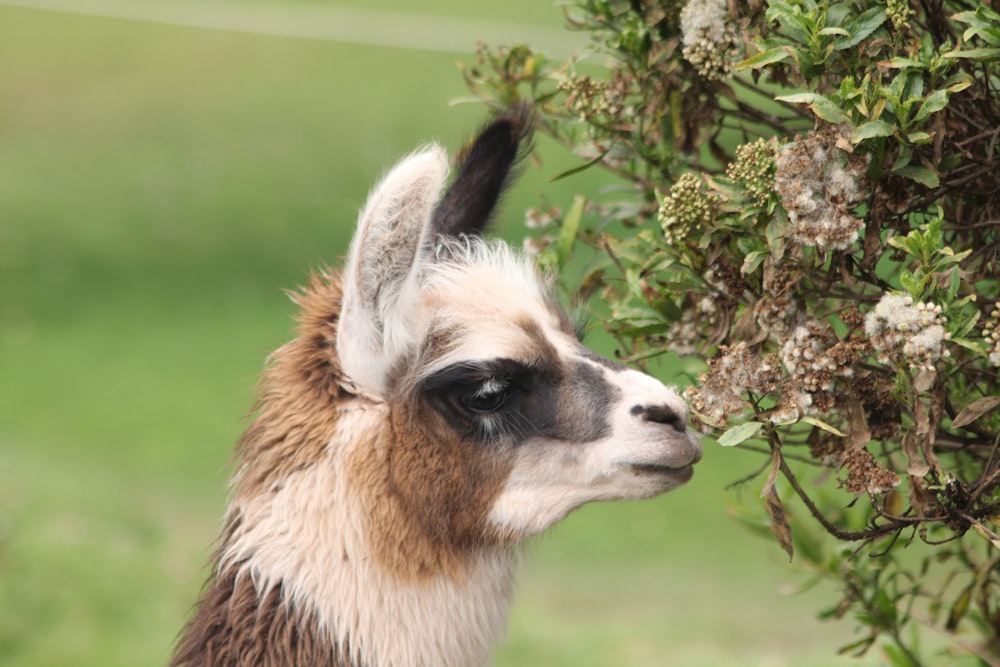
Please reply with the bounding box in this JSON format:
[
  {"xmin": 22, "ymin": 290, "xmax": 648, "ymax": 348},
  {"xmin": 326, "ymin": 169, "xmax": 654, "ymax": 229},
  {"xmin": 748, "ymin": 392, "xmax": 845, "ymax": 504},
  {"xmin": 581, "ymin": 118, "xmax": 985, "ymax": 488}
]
[{"xmin": 464, "ymin": 0, "xmax": 1000, "ymax": 663}]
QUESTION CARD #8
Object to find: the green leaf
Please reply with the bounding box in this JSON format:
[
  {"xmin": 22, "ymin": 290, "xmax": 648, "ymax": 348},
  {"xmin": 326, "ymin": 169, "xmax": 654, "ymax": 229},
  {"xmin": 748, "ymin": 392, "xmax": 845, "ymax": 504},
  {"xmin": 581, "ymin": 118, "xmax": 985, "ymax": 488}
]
[
  {"xmin": 741, "ymin": 250, "xmax": 768, "ymax": 276},
  {"xmin": 550, "ymin": 149, "xmax": 609, "ymax": 183},
  {"xmin": 800, "ymin": 416, "xmax": 846, "ymax": 436},
  {"xmin": 899, "ymin": 270, "xmax": 928, "ymax": 297},
  {"xmin": 954, "ymin": 6, "xmax": 1000, "ymax": 44},
  {"xmin": 624, "ymin": 266, "xmax": 644, "ymax": 300},
  {"xmin": 946, "ymin": 586, "xmax": 973, "ymax": 632},
  {"xmin": 618, "ymin": 321, "xmax": 668, "ymax": 337},
  {"xmin": 883, "ymin": 56, "xmax": 926, "ymax": 70},
  {"xmin": 736, "ymin": 46, "xmax": 793, "ymax": 70},
  {"xmin": 851, "ymin": 120, "xmax": 895, "ymax": 143},
  {"xmin": 894, "ymin": 165, "xmax": 940, "ymax": 188},
  {"xmin": 773, "ymin": 92, "xmax": 816, "ymax": 104},
  {"xmin": 937, "ymin": 246, "xmax": 972, "ymax": 265},
  {"xmin": 605, "ymin": 235, "xmax": 654, "ymax": 267},
  {"xmin": 884, "ymin": 71, "xmax": 908, "ymax": 104},
  {"xmin": 953, "ymin": 7, "xmax": 1000, "ymax": 31},
  {"xmin": 556, "ymin": 195, "xmax": 585, "ymax": 266},
  {"xmin": 943, "ymin": 47, "xmax": 1000, "ymax": 61},
  {"xmin": 716, "ymin": 421, "xmax": 764, "ymax": 447},
  {"xmin": 946, "ymin": 265, "xmax": 962, "ymax": 300},
  {"xmin": 765, "ymin": 210, "xmax": 788, "ymax": 260},
  {"xmin": 972, "ymin": 523, "xmax": 1000, "ymax": 550},
  {"xmin": 951, "ymin": 337, "xmax": 988, "ymax": 355},
  {"xmin": 894, "ymin": 144, "xmax": 913, "ymax": 171},
  {"xmin": 775, "ymin": 93, "xmax": 849, "ymax": 124},
  {"xmin": 953, "ymin": 309, "xmax": 981, "ymax": 339},
  {"xmin": 765, "ymin": 4, "xmax": 812, "ymax": 44},
  {"xmin": 837, "ymin": 636, "xmax": 876, "ymax": 657},
  {"xmin": 945, "ymin": 72, "xmax": 975, "ymax": 93},
  {"xmin": 835, "ymin": 6, "xmax": 887, "ymax": 50},
  {"xmin": 913, "ymin": 89, "xmax": 948, "ymax": 123}
]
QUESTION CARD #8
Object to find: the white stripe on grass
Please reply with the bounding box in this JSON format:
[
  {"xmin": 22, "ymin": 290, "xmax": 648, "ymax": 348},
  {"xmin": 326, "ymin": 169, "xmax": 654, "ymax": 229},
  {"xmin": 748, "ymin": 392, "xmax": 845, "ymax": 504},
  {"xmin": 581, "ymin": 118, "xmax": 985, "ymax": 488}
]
[{"xmin": 0, "ymin": 0, "xmax": 586, "ymax": 57}]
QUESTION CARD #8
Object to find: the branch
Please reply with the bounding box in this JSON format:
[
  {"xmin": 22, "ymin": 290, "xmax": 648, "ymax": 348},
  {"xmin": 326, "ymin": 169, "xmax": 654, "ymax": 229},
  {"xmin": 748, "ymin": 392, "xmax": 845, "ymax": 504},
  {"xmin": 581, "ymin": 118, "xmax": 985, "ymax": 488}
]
[{"xmin": 777, "ymin": 453, "xmax": 911, "ymax": 542}]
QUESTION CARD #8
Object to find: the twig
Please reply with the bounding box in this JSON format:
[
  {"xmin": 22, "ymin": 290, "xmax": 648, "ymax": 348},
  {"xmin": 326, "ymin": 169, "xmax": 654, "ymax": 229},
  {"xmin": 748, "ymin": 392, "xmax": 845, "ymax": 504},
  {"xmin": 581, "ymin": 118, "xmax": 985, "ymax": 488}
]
[{"xmin": 774, "ymin": 438, "xmax": 912, "ymax": 541}]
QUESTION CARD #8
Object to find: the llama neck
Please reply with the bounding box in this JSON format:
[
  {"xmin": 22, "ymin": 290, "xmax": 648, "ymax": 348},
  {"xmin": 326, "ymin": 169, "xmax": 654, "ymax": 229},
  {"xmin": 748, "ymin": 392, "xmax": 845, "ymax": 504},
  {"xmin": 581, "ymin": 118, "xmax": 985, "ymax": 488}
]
[{"xmin": 212, "ymin": 405, "xmax": 519, "ymax": 667}]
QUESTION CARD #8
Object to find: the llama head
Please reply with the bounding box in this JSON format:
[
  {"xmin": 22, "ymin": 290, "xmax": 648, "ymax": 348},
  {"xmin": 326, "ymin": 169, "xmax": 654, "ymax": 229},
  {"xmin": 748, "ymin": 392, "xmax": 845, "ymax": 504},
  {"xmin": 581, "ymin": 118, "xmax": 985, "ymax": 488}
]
[{"xmin": 336, "ymin": 107, "xmax": 701, "ymax": 544}]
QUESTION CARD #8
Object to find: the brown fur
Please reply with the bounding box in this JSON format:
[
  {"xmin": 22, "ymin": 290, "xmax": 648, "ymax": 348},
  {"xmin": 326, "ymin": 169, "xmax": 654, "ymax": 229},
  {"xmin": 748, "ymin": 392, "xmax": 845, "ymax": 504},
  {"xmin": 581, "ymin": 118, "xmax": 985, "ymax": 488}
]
[
  {"xmin": 348, "ymin": 404, "xmax": 513, "ymax": 582},
  {"xmin": 171, "ymin": 552, "xmax": 352, "ymax": 667},
  {"xmin": 233, "ymin": 270, "xmax": 352, "ymax": 499}
]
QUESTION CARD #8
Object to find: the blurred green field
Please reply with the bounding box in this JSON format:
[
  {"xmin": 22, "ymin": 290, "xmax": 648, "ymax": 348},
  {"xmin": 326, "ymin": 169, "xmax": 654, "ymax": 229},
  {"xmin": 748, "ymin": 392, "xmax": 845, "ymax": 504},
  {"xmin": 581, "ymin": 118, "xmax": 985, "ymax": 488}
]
[{"xmin": 0, "ymin": 3, "xmax": 876, "ymax": 666}]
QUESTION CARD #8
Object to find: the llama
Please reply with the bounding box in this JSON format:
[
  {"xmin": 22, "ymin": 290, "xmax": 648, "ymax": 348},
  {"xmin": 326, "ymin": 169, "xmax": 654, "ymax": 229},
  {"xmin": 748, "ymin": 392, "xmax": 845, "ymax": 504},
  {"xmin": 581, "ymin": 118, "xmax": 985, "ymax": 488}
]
[{"xmin": 172, "ymin": 106, "xmax": 702, "ymax": 667}]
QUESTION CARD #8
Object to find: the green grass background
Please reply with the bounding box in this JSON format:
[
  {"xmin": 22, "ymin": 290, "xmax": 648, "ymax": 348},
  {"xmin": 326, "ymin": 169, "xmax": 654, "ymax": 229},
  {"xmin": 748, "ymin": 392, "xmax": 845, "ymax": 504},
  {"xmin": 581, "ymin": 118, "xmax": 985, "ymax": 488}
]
[{"xmin": 0, "ymin": 2, "xmax": 877, "ymax": 665}]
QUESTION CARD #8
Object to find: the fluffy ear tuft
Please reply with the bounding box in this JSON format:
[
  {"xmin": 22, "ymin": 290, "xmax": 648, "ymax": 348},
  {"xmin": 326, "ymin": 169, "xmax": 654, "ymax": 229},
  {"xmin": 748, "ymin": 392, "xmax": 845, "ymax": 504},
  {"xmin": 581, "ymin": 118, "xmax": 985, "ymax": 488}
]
[
  {"xmin": 430, "ymin": 104, "xmax": 534, "ymax": 240},
  {"xmin": 336, "ymin": 144, "xmax": 449, "ymax": 396}
]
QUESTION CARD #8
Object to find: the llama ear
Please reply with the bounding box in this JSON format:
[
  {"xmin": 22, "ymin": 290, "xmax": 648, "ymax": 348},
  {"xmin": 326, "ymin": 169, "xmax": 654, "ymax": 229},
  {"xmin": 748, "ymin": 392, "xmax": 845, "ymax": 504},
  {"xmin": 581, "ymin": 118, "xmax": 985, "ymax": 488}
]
[
  {"xmin": 429, "ymin": 104, "xmax": 533, "ymax": 239},
  {"xmin": 337, "ymin": 144, "xmax": 449, "ymax": 396}
]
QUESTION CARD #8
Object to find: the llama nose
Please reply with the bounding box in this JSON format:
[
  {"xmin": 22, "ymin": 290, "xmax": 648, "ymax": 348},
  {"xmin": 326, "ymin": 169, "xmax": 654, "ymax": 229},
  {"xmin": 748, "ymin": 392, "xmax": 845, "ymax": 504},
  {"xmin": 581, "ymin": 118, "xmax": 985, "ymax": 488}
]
[{"xmin": 631, "ymin": 404, "xmax": 687, "ymax": 432}]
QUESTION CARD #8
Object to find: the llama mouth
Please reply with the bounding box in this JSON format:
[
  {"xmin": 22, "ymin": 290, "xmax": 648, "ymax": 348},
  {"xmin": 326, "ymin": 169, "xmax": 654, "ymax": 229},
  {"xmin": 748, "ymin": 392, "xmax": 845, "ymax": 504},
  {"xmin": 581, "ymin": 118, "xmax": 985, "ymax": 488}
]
[{"xmin": 629, "ymin": 463, "xmax": 694, "ymax": 481}]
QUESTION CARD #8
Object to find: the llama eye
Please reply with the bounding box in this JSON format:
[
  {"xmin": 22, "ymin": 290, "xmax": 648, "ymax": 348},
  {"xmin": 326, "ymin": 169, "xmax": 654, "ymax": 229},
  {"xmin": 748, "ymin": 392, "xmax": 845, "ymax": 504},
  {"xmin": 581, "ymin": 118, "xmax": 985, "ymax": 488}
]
[{"xmin": 461, "ymin": 380, "xmax": 510, "ymax": 413}]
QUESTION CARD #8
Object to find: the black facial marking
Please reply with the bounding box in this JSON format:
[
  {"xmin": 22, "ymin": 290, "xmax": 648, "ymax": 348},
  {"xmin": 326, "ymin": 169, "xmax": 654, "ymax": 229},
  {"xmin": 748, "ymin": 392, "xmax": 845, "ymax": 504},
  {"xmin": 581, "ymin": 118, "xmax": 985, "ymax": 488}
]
[
  {"xmin": 561, "ymin": 361, "xmax": 619, "ymax": 441},
  {"xmin": 419, "ymin": 356, "xmax": 618, "ymax": 446},
  {"xmin": 461, "ymin": 378, "xmax": 512, "ymax": 413},
  {"xmin": 421, "ymin": 359, "xmax": 534, "ymax": 440}
]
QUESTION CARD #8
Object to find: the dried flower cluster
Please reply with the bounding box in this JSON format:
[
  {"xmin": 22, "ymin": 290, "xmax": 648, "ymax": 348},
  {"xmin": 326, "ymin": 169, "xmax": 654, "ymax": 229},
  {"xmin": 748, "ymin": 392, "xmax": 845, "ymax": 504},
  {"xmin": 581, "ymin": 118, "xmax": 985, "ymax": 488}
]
[
  {"xmin": 864, "ymin": 294, "xmax": 949, "ymax": 372},
  {"xmin": 521, "ymin": 207, "xmax": 559, "ymax": 256},
  {"xmin": 727, "ymin": 138, "xmax": 778, "ymax": 207},
  {"xmin": 838, "ymin": 447, "xmax": 901, "ymax": 495},
  {"xmin": 779, "ymin": 322, "xmax": 851, "ymax": 415},
  {"xmin": 774, "ymin": 131, "xmax": 868, "ymax": 251},
  {"xmin": 666, "ymin": 294, "xmax": 717, "ymax": 356},
  {"xmin": 689, "ymin": 314, "xmax": 865, "ymax": 427},
  {"xmin": 679, "ymin": 0, "xmax": 741, "ymax": 80},
  {"xmin": 558, "ymin": 73, "xmax": 629, "ymax": 120},
  {"xmin": 753, "ymin": 294, "xmax": 799, "ymax": 338},
  {"xmin": 853, "ymin": 373, "xmax": 901, "ymax": 441},
  {"xmin": 524, "ymin": 206, "xmax": 559, "ymax": 230},
  {"xmin": 686, "ymin": 342, "xmax": 781, "ymax": 427},
  {"xmin": 658, "ymin": 172, "xmax": 717, "ymax": 245}
]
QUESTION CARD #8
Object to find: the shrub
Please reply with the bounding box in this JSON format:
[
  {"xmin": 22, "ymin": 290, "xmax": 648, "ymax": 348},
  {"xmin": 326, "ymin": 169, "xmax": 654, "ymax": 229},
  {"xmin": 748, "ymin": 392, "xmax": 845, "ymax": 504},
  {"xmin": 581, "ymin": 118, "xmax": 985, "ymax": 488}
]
[{"xmin": 463, "ymin": 1, "xmax": 1000, "ymax": 664}]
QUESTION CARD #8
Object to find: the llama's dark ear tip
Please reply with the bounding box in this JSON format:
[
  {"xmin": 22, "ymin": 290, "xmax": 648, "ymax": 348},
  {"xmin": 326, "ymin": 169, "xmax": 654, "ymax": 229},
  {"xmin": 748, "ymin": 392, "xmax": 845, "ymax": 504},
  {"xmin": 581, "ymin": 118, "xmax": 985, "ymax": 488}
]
[
  {"xmin": 453, "ymin": 103, "xmax": 535, "ymax": 167},
  {"xmin": 431, "ymin": 103, "xmax": 536, "ymax": 239},
  {"xmin": 497, "ymin": 102, "xmax": 536, "ymax": 142}
]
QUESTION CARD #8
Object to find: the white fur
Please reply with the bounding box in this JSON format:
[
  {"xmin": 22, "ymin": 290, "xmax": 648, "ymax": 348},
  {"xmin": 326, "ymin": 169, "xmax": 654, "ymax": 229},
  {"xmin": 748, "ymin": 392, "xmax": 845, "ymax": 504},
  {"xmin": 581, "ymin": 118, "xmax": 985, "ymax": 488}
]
[
  {"xmin": 222, "ymin": 405, "xmax": 518, "ymax": 667},
  {"xmin": 487, "ymin": 361, "xmax": 700, "ymax": 539},
  {"xmin": 338, "ymin": 145, "xmax": 450, "ymax": 397},
  {"xmin": 413, "ymin": 239, "xmax": 558, "ymax": 382}
]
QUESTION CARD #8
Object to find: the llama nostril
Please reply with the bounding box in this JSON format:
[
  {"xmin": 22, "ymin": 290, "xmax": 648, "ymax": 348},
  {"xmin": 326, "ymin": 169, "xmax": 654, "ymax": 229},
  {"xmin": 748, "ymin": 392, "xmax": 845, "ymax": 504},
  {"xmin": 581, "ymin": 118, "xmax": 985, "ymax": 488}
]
[{"xmin": 631, "ymin": 404, "xmax": 687, "ymax": 432}]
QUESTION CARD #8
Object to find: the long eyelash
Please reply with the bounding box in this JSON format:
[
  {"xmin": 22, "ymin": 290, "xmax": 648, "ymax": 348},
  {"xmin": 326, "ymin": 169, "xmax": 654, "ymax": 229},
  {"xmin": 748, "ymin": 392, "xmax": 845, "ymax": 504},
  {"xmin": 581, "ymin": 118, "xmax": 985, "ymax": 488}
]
[{"xmin": 422, "ymin": 359, "xmax": 528, "ymax": 394}]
